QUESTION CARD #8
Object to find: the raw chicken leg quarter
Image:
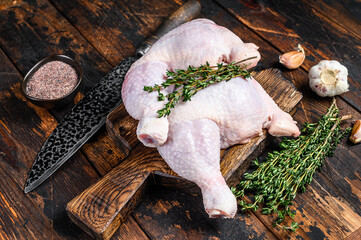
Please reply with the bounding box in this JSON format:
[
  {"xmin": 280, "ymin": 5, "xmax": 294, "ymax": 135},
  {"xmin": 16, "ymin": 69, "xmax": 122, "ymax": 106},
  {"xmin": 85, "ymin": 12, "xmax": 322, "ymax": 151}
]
[{"xmin": 122, "ymin": 19, "xmax": 300, "ymax": 218}]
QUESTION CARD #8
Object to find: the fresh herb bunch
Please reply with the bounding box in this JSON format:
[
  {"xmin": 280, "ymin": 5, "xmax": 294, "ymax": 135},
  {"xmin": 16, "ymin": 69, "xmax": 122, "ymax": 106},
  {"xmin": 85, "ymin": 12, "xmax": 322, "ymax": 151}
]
[
  {"xmin": 231, "ymin": 99, "xmax": 351, "ymax": 232},
  {"xmin": 143, "ymin": 56, "xmax": 257, "ymax": 117}
]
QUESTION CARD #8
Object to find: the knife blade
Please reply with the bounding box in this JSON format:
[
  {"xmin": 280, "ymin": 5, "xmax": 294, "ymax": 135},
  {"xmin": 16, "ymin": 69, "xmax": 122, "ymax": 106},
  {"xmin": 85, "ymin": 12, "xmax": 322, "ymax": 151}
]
[{"xmin": 24, "ymin": 0, "xmax": 201, "ymax": 193}]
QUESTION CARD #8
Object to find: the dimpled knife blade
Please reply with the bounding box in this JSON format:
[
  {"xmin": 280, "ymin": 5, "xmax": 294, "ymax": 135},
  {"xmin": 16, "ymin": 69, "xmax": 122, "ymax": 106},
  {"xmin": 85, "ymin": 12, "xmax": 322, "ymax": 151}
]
[
  {"xmin": 24, "ymin": 57, "xmax": 137, "ymax": 193},
  {"xmin": 24, "ymin": 0, "xmax": 201, "ymax": 193}
]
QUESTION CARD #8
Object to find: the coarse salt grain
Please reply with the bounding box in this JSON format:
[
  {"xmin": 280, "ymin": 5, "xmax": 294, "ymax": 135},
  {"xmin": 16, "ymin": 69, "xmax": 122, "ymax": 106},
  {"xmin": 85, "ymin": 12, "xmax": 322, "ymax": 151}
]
[{"xmin": 26, "ymin": 61, "xmax": 78, "ymax": 100}]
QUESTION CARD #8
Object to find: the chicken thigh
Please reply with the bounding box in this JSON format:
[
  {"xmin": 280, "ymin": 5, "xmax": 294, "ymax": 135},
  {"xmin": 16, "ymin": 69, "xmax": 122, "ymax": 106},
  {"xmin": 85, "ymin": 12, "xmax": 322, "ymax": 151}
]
[{"xmin": 122, "ymin": 19, "xmax": 300, "ymax": 218}]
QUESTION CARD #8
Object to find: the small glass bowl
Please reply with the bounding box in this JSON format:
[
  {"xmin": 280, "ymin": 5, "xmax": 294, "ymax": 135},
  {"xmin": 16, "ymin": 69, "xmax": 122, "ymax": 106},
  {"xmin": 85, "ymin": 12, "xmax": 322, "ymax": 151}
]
[{"xmin": 22, "ymin": 55, "xmax": 83, "ymax": 109}]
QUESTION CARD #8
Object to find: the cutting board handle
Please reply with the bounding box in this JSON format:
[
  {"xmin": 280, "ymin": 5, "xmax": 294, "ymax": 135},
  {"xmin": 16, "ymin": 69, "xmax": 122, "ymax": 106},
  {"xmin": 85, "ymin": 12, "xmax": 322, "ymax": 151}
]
[
  {"xmin": 135, "ymin": 0, "xmax": 201, "ymax": 56},
  {"xmin": 66, "ymin": 146, "xmax": 171, "ymax": 240}
]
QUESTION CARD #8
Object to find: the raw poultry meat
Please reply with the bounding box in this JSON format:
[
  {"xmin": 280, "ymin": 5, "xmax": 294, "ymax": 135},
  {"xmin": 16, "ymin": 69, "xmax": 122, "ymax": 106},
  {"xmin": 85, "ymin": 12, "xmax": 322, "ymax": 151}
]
[{"xmin": 122, "ymin": 19, "xmax": 300, "ymax": 218}]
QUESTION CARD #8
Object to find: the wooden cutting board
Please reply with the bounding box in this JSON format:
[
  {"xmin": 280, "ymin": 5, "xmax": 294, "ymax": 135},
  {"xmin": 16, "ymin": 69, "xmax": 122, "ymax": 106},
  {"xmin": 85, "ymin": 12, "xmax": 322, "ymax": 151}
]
[{"xmin": 66, "ymin": 68, "xmax": 302, "ymax": 240}]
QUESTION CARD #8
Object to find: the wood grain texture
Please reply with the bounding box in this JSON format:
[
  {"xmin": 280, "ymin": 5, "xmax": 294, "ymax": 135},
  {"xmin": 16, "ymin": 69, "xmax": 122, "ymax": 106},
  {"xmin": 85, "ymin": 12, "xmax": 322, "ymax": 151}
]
[
  {"xmin": 133, "ymin": 185, "xmax": 279, "ymax": 240},
  {"xmin": 106, "ymin": 104, "xmax": 138, "ymax": 158},
  {"xmin": 140, "ymin": 0, "xmax": 201, "ymax": 49},
  {"xmin": 345, "ymin": 226, "xmax": 361, "ymax": 240},
  {"xmin": 303, "ymin": 0, "xmax": 361, "ymax": 40},
  {"xmin": 48, "ymin": 0, "xmax": 194, "ymax": 65},
  {"xmin": 67, "ymin": 68, "xmax": 302, "ymax": 239},
  {"xmin": 67, "ymin": 145, "xmax": 168, "ymax": 240}
]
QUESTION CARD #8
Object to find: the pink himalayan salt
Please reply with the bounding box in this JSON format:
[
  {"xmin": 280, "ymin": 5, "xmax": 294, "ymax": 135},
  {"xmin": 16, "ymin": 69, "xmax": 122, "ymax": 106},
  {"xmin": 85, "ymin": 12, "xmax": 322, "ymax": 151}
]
[{"xmin": 26, "ymin": 61, "xmax": 78, "ymax": 100}]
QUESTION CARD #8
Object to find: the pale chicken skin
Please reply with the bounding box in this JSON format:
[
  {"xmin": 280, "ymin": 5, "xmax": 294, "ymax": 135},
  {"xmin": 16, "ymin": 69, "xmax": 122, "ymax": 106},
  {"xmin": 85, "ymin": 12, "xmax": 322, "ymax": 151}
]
[{"xmin": 122, "ymin": 19, "xmax": 300, "ymax": 218}]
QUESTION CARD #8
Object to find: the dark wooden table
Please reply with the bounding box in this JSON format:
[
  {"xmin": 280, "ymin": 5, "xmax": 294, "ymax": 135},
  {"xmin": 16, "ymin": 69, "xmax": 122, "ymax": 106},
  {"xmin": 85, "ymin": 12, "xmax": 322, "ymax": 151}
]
[{"xmin": 0, "ymin": 0, "xmax": 360, "ymax": 239}]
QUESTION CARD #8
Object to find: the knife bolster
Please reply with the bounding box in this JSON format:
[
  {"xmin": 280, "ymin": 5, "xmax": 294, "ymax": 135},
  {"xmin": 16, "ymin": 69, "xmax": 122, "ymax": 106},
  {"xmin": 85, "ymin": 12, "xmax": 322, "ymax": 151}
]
[{"xmin": 135, "ymin": 43, "xmax": 151, "ymax": 58}]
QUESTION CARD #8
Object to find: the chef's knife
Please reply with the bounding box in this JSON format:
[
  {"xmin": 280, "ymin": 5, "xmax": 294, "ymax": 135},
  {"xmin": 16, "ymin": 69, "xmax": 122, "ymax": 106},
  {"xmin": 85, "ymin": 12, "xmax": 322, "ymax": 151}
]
[{"xmin": 24, "ymin": 0, "xmax": 201, "ymax": 193}]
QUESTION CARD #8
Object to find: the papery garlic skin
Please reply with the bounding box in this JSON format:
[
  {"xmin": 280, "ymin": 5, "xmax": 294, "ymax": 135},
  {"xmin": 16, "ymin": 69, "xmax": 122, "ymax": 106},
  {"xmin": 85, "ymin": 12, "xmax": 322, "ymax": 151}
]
[
  {"xmin": 309, "ymin": 60, "xmax": 349, "ymax": 97},
  {"xmin": 350, "ymin": 120, "xmax": 361, "ymax": 144},
  {"xmin": 279, "ymin": 44, "xmax": 305, "ymax": 69}
]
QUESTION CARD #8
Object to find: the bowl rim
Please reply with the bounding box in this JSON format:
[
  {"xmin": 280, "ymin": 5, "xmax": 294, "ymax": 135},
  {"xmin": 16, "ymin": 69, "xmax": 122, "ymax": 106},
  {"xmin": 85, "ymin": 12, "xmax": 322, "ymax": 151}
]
[{"xmin": 22, "ymin": 54, "xmax": 83, "ymax": 103}]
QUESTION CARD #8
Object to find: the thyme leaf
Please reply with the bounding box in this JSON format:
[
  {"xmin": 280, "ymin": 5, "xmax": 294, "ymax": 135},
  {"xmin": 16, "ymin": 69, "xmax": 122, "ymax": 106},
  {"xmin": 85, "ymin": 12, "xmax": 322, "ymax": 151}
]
[
  {"xmin": 232, "ymin": 98, "xmax": 351, "ymax": 232},
  {"xmin": 143, "ymin": 56, "xmax": 257, "ymax": 117}
]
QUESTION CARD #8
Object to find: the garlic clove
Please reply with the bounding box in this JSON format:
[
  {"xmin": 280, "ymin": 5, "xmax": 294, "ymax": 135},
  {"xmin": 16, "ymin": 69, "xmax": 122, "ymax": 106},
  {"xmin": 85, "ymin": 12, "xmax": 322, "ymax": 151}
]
[
  {"xmin": 308, "ymin": 60, "xmax": 349, "ymax": 97},
  {"xmin": 350, "ymin": 120, "xmax": 361, "ymax": 144},
  {"xmin": 279, "ymin": 44, "xmax": 305, "ymax": 69}
]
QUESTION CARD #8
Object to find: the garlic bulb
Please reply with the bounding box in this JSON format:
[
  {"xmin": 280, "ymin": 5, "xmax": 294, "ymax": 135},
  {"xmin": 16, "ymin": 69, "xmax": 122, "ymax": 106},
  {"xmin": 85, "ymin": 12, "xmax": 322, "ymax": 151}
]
[
  {"xmin": 308, "ymin": 60, "xmax": 349, "ymax": 97},
  {"xmin": 279, "ymin": 44, "xmax": 305, "ymax": 69}
]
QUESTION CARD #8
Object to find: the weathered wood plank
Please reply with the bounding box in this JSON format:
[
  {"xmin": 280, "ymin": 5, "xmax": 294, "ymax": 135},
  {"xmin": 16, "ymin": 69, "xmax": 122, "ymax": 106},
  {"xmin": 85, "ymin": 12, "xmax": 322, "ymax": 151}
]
[
  {"xmin": 0, "ymin": 0, "xmax": 110, "ymax": 93},
  {"xmin": 303, "ymin": 0, "xmax": 361, "ymax": 40},
  {"xmin": 82, "ymin": 127, "xmax": 131, "ymax": 176},
  {"xmin": 0, "ymin": 164, "xmax": 61, "ymax": 240},
  {"xmin": 133, "ymin": 185, "xmax": 278, "ymax": 240},
  {"xmin": 297, "ymin": 176, "xmax": 361, "ymax": 239},
  {"xmin": 320, "ymin": 145, "xmax": 361, "ymax": 216},
  {"xmin": 345, "ymin": 226, "xmax": 361, "ymax": 240},
  {"xmin": 49, "ymin": 0, "xmax": 136, "ymax": 65},
  {"xmin": 112, "ymin": 217, "xmax": 150, "ymax": 240},
  {"xmin": 49, "ymin": 0, "xmax": 185, "ymax": 65}
]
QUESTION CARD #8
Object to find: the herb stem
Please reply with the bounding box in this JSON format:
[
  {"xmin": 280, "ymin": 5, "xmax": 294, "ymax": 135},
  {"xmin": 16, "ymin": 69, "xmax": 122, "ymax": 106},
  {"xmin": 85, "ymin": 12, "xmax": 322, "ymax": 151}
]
[{"xmin": 144, "ymin": 57, "xmax": 257, "ymax": 117}]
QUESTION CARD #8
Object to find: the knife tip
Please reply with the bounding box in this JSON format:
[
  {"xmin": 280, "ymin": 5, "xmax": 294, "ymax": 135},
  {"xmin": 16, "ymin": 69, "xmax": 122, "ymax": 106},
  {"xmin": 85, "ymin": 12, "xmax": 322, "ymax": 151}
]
[{"xmin": 24, "ymin": 184, "xmax": 34, "ymax": 194}]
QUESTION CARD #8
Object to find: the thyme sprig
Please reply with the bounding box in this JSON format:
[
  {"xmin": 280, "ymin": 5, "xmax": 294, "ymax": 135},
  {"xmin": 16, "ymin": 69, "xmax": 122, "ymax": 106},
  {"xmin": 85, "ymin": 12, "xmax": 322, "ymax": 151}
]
[
  {"xmin": 143, "ymin": 56, "xmax": 257, "ymax": 117},
  {"xmin": 231, "ymin": 99, "xmax": 351, "ymax": 232}
]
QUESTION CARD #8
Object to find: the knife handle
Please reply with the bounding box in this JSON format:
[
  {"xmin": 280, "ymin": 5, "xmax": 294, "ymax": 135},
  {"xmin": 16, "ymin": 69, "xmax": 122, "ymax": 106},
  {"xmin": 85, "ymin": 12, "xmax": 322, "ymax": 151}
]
[
  {"xmin": 135, "ymin": 0, "xmax": 201, "ymax": 57},
  {"xmin": 66, "ymin": 145, "xmax": 174, "ymax": 240}
]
